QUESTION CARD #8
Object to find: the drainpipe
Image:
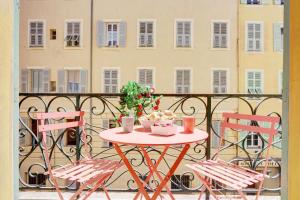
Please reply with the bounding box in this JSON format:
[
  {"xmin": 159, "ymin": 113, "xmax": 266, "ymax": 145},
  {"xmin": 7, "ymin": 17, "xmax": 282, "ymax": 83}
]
[{"xmin": 89, "ymin": 0, "xmax": 94, "ymax": 141}]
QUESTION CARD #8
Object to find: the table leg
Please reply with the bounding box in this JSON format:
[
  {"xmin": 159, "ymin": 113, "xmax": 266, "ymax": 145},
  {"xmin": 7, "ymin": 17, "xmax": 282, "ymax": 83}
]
[
  {"xmin": 151, "ymin": 144, "xmax": 191, "ymax": 200},
  {"xmin": 140, "ymin": 146, "xmax": 175, "ymax": 200},
  {"xmin": 133, "ymin": 146, "xmax": 169, "ymax": 200},
  {"xmin": 113, "ymin": 143, "xmax": 151, "ymax": 200}
]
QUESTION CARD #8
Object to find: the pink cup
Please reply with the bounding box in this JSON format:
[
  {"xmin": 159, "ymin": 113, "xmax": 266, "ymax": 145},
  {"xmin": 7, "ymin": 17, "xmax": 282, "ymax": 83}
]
[
  {"xmin": 183, "ymin": 116, "xmax": 195, "ymax": 133},
  {"xmin": 122, "ymin": 116, "xmax": 134, "ymax": 132}
]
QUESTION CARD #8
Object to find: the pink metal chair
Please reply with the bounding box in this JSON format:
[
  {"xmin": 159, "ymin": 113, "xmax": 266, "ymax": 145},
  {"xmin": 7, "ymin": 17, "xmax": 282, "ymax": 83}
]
[
  {"xmin": 36, "ymin": 111, "xmax": 123, "ymax": 200},
  {"xmin": 186, "ymin": 113, "xmax": 280, "ymax": 200}
]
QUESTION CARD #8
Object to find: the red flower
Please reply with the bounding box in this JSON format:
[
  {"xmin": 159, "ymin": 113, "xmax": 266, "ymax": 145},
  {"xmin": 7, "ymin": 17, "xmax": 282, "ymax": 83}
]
[
  {"xmin": 137, "ymin": 111, "xmax": 143, "ymax": 117},
  {"xmin": 153, "ymin": 105, "xmax": 159, "ymax": 110},
  {"xmin": 138, "ymin": 94, "xmax": 142, "ymax": 99},
  {"xmin": 138, "ymin": 104, "xmax": 143, "ymax": 110},
  {"xmin": 156, "ymin": 99, "xmax": 160, "ymax": 105},
  {"xmin": 146, "ymin": 93, "xmax": 151, "ymax": 97}
]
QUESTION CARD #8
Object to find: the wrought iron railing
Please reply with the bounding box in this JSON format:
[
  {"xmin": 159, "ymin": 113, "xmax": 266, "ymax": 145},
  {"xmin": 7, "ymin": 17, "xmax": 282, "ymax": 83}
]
[{"xmin": 19, "ymin": 93, "xmax": 282, "ymax": 195}]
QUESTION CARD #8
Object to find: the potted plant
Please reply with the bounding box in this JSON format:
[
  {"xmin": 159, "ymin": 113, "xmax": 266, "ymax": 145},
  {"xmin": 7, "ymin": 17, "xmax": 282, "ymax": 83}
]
[{"xmin": 116, "ymin": 81, "xmax": 161, "ymax": 124}]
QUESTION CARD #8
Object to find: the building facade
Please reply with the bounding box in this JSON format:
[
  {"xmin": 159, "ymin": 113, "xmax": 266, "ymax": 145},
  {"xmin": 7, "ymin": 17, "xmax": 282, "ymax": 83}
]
[{"xmin": 19, "ymin": 0, "xmax": 282, "ymax": 192}]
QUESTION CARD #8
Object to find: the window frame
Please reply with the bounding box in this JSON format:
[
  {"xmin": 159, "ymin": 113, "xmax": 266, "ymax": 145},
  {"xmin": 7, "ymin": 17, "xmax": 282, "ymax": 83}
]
[
  {"xmin": 136, "ymin": 67, "xmax": 155, "ymax": 88},
  {"xmin": 102, "ymin": 67, "xmax": 120, "ymax": 93},
  {"xmin": 28, "ymin": 19, "xmax": 46, "ymax": 48},
  {"xmin": 105, "ymin": 22, "xmax": 120, "ymax": 47},
  {"xmin": 174, "ymin": 68, "xmax": 193, "ymax": 94},
  {"xmin": 245, "ymin": 21, "xmax": 264, "ymax": 53},
  {"xmin": 174, "ymin": 19, "xmax": 194, "ymax": 49},
  {"xmin": 211, "ymin": 68, "xmax": 230, "ymax": 94},
  {"xmin": 137, "ymin": 19, "xmax": 156, "ymax": 48},
  {"xmin": 64, "ymin": 19, "xmax": 83, "ymax": 48},
  {"xmin": 245, "ymin": 69, "xmax": 264, "ymax": 94},
  {"xmin": 211, "ymin": 20, "xmax": 230, "ymax": 50}
]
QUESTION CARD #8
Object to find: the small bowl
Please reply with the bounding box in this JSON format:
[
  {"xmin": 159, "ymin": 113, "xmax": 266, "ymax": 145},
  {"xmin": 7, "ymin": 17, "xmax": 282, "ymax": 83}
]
[{"xmin": 139, "ymin": 119, "xmax": 155, "ymax": 130}]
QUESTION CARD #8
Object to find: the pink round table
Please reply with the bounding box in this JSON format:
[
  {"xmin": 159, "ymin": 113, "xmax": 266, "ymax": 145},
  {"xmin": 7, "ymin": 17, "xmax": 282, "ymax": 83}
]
[{"xmin": 99, "ymin": 126, "xmax": 208, "ymax": 200}]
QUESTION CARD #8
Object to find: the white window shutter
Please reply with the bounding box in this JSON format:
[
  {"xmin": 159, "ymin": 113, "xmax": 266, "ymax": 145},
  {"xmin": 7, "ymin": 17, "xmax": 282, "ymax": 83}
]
[
  {"xmin": 102, "ymin": 119, "xmax": 110, "ymax": 147},
  {"xmin": 43, "ymin": 69, "xmax": 50, "ymax": 93},
  {"xmin": 273, "ymin": 23, "xmax": 282, "ymax": 52},
  {"xmin": 220, "ymin": 71, "xmax": 227, "ymax": 93},
  {"xmin": 119, "ymin": 21, "xmax": 127, "ymax": 47},
  {"xmin": 57, "ymin": 70, "xmax": 66, "ymax": 93},
  {"xmin": 139, "ymin": 69, "xmax": 146, "ymax": 85},
  {"xmin": 212, "ymin": 121, "xmax": 221, "ymax": 148},
  {"xmin": 213, "ymin": 71, "xmax": 220, "ymax": 93},
  {"xmin": 80, "ymin": 70, "xmax": 88, "ymax": 93},
  {"xmin": 20, "ymin": 69, "xmax": 29, "ymax": 93},
  {"xmin": 247, "ymin": 24, "xmax": 254, "ymax": 51},
  {"xmin": 146, "ymin": 70, "xmax": 153, "ymax": 86},
  {"xmin": 262, "ymin": 0, "xmax": 269, "ymax": 4},
  {"xmin": 240, "ymin": 0, "xmax": 247, "ymax": 4},
  {"xmin": 97, "ymin": 21, "xmax": 106, "ymax": 47}
]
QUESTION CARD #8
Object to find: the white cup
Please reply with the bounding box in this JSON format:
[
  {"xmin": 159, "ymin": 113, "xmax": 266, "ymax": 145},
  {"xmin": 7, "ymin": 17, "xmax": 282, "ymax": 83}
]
[{"xmin": 122, "ymin": 116, "xmax": 134, "ymax": 132}]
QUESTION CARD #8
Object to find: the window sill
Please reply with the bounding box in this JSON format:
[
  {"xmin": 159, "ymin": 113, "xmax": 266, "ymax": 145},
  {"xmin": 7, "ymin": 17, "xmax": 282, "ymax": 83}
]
[
  {"xmin": 136, "ymin": 46, "xmax": 156, "ymax": 50},
  {"xmin": 64, "ymin": 46, "xmax": 83, "ymax": 50},
  {"xmin": 174, "ymin": 47, "xmax": 194, "ymax": 50},
  {"xmin": 210, "ymin": 47, "xmax": 231, "ymax": 51},
  {"xmin": 28, "ymin": 47, "xmax": 46, "ymax": 50}
]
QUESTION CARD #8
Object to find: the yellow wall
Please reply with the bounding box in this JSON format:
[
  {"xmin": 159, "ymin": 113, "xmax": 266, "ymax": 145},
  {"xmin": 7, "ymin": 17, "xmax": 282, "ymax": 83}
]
[
  {"xmin": 288, "ymin": 0, "xmax": 300, "ymax": 199},
  {"xmin": 0, "ymin": 0, "xmax": 17, "ymax": 199}
]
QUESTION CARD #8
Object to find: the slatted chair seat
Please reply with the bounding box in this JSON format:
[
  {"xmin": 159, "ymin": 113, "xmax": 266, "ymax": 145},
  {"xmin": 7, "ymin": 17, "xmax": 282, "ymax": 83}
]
[
  {"xmin": 187, "ymin": 159, "xmax": 265, "ymax": 190},
  {"xmin": 51, "ymin": 159, "xmax": 122, "ymax": 183},
  {"xmin": 186, "ymin": 113, "xmax": 280, "ymax": 200}
]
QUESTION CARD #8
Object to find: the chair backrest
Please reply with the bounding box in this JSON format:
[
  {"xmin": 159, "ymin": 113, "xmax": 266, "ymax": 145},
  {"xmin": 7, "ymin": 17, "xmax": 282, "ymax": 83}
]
[
  {"xmin": 36, "ymin": 111, "xmax": 89, "ymax": 170},
  {"xmin": 216, "ymin": 112, "xmax": 280, "ymax": 177}
]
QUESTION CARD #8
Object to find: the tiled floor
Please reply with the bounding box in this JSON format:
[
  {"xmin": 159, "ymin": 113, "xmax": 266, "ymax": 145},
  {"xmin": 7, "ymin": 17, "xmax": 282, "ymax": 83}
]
[{"xmin": 19, "ymin": 191, "xmax": 281, "ymax": 200}]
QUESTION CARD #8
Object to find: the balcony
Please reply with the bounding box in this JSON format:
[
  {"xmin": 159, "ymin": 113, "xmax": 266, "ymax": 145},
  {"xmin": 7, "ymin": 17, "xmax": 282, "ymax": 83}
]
[{"xmin": 19, "ymin": 93, "xmax": 282, "ymax": 199}]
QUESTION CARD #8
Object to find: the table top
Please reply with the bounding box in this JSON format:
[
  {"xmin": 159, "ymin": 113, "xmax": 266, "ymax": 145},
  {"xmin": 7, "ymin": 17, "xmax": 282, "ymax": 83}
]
[{"xmin": 99, "ymin": 126, "xmax": 208, "ymax": 146}]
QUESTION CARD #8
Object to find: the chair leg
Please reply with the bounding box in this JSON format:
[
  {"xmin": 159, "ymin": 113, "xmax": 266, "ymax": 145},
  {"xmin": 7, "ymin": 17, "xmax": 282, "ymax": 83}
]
[
  {"xmin": 81, "ymin": 174, "xmax": 111, "ymax": 200},
  {"xmin": 49, "ymin": 175, "xmax": 64, "ymax": 200},
  {"xmin": 237, "ymin": 189, "xmax": 247, "ymax": 200},
  {"xmin": 194, "ymin": 171, "xmax": 219, "ymax": 200},
  {"xmin": 255, "ymin": 180, "xmax": 264, "ymax": 200}
]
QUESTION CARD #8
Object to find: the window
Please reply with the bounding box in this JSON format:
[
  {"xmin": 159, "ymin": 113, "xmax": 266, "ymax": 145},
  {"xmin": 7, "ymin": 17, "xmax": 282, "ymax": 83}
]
[
  {"xmin": 246, "ymin": 133, "xmax": 262, "ymax": 149},
  {"xmin": 65, "ymin": 21, "xmax": 81, "ymax": 47},
  {"xmin": 139, "ymin": 21, "xmax": 154, "ymax": 47},
  {"xmin": 97, "ymin": 21, "xmax": 126, "ymax": 48},
  {"xmin": 246, "ymin": 0, "xmax": 261, "ymax": 4},
  {"xmin": 247, "ymin": 71, "xmax": 263, "ymax": 94},
  {"xmin": 29, "ymin": 21, "xmax": 44, "ymax": 47},
  {"xmin": 213, "ymin": 70, "xmax": 227, "ymax": 94},
  {"xmin": 50, "ymin": 29, "xmax": 56, "ymax": 40},
  {"xmin": 274, "ymin": 0, "xmax": 284, "ymax": 5},
  {"xmin": 171, "ymin": 175, "xmax": 191, "ymax": 190},
  {"xmin": 57, "ymin": 70, "xmax": 88, "ymax": 93},
  {"xmin": 246, "ymin": 22, "xmax": 263, "ymax": 52},
  {"xmin": 103, "ymin": 69, "xmax": 118, "ymax": 93},
  {"xmin": 67, "ymin": 70, "xmax": 80, "ymax": 93},
  {"xmin": 274, "ymin": 23, "xmax": 284, "ymax": 52},
  {"xmin": 106, "ymin": 23, "xmax": 119, "ymax": 47},
  {"xmin": 213, "ymin": 22, "xmax": 228, "ymax": 48},
  {"xmin": 211, "ymin": 120, "xmax": 225, "ymax": 148},
  {"xmin": 138, "ymin": 69, "xmax": 153, "ymax": 87},
  {"xmin": 28, "ymin": 173, "xmax": 46, "ymax": 186},
  {"xmin": 176, "ymin": 70, "xmax": 191, "ymax": 94},
  {"xmin": 176, "ymin": 21, "xmax": 192, "ymax": 48},
  {"xmin": 20, "ymin": 69, "xmax": 50, "ymax": 93}
]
